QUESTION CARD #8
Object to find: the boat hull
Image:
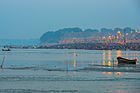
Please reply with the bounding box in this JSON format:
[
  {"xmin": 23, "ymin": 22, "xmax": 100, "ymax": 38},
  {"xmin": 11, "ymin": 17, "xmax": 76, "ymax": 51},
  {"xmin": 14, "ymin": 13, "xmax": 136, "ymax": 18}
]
[
  {"xmin": 117, "ymin": 57, "xmax": 137, "ymax": 64},
  {"xmin": 2, "ymin": 48, "xmax": 11, "ymax": 51}
]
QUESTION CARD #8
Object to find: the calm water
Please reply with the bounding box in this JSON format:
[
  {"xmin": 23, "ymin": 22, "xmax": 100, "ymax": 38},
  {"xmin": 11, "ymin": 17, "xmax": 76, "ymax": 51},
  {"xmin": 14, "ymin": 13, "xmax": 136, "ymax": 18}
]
[{"xmin": 0, "ymin": 48, "xmax": 140, "ymax": 93}]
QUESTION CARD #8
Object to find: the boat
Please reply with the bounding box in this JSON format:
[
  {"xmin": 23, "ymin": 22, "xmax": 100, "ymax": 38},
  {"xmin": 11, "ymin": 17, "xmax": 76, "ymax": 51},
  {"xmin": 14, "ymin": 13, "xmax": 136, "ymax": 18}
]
[
  {"xmin": 117, "ymin": 57, "xmax": 137, "ymax": 64},
  {"xmin": 2, "ymin": 47, "xmax": 11, "ymax": 51}
]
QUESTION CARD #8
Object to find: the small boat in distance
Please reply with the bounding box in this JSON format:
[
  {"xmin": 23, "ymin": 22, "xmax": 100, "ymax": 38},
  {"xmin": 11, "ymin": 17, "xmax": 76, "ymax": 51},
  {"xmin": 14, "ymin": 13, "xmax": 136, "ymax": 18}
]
[
  {"xmin": 2, "ymin": 47, "xmax": 11, "ymax": 51},
  {"xmin": 117, "ymin": 57, "xmax": 137, "ymax": 64}
]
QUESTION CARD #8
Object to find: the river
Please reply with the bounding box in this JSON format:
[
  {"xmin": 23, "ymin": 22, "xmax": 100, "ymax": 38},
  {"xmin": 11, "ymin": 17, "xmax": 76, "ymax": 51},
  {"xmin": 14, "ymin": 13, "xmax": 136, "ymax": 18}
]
[{"xmin": 0, "ymin": 49, "xmax": 140, "ymax": 93}]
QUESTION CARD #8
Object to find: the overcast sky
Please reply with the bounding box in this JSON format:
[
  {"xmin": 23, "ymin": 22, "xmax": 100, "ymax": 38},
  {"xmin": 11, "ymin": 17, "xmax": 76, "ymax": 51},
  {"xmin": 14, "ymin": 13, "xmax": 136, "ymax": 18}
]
[{"xmin": 0, "ymin": 0, "xmax": 139, "ymax": 39}]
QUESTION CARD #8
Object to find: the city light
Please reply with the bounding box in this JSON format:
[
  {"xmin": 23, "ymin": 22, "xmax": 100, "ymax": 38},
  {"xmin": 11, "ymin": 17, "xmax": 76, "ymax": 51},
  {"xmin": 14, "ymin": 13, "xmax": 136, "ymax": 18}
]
[{"xmin": 117, "ymin": 31, "xmax": 120, "ymax": 34}]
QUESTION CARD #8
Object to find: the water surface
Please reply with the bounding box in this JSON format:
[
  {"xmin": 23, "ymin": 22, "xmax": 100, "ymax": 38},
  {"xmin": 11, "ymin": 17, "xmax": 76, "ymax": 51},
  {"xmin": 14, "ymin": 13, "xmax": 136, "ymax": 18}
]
[{"xmin": 0, "ymin": 48, "xmax": 140, "ymax": 93}]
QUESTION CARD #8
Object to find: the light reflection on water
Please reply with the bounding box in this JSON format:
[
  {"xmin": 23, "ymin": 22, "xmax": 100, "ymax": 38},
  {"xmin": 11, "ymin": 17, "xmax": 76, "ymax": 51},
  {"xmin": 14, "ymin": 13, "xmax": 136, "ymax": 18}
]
[
  {"xmin": 0, "ymin": 48, "xmax": 140, "ymax": 93},
  {"xmin": 0, "ymin": 49, "xmax": 139, "ymax": 72}
]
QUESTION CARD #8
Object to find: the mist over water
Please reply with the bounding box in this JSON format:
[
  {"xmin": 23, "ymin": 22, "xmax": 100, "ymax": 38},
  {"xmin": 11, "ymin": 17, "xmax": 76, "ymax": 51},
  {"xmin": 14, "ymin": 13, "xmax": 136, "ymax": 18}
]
[{"xmin": 0, "ymin": 39, "xmax": 39, "ymax": 46}]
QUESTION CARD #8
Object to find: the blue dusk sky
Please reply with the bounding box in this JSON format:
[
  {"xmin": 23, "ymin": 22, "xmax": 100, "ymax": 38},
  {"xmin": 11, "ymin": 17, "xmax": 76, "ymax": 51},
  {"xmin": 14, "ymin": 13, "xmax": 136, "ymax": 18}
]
[{"xmin": 0, "ymin": 0, "xmax": 140, "ymax": 39}]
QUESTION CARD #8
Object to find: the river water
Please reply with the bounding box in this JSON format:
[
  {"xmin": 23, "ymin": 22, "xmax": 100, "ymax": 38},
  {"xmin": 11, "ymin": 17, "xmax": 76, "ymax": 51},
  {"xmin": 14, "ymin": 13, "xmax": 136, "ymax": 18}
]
[{"xmin": 0, "ymin": 49, "xmax": 140, "ymax": 93}]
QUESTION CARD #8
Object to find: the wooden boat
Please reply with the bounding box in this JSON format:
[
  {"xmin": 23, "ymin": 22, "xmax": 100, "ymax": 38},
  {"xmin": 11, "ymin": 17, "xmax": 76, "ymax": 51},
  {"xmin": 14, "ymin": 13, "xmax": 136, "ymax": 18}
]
[{"xmin": 117, "ymin": 57, "xmax": 137, "ymax": 64}]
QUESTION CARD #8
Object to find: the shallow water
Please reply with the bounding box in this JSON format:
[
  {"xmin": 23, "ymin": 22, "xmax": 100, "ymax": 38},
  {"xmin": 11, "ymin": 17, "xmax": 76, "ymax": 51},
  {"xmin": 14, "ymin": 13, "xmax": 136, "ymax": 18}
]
[{"xmin": 0, "ymin": 48, "xmax": 140, "ymax": 93}]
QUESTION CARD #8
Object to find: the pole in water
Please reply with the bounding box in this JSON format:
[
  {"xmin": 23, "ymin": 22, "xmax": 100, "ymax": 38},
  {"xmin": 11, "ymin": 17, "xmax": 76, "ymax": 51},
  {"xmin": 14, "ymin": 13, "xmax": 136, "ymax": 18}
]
[
  {"xmin": 0, "ymin": 56, "xmax": 5, "ymax": 69},
  {"xmin": 0, "ymin": 65, "xmax": 2, "ymax": 68},
  {"xmin": 113, "ymin": 57, "xmax": 114, "ymax": 71},
  {"xmin": 66, "ymin": 60, "xmax": 68, "ymax": 72},
  {"xmin": 113, "ymin": 58, "xmax": 114, "ymax": 67}
]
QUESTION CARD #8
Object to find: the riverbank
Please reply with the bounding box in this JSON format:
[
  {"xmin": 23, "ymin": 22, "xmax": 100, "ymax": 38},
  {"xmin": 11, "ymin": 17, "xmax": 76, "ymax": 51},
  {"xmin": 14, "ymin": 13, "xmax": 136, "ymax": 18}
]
[{"xmin": 3, "ymin": 43, "xmax": 140, "ymax": 51}]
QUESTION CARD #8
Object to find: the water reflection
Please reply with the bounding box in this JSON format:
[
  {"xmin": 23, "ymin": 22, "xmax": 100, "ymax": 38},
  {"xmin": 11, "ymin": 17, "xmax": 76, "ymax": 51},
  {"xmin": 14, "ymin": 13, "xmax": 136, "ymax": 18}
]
[
  {"xmin": 117, "ymin": 50, "xmax": 121, "ymax": 57},
  {"xmin": 103, "ymin": 61, "xmax": 105, "ymax": 68},
  {"xmin": 92, "ymin": 60, "xmax": 94, "ymax": 65},
  {"xmin": 108, "ymin": 72, "xmax": 112, "ymax": 75},
  {"xmin": 73, "ymin": 58, "xmax": 76, "ymax": 68},
  {"xmin": 108, "ymin": 50, "xmax": 112, "ymax": 68},
  {"xmin": 103, "ymin": 50, "xmax": 105, "ymax": 68},
  {"xmin": 117, "ymin": 89, "xmax": 125, "ymax": 93},
  {"xmin": 116, "ymin": 50, "xmax": 121, "ymax": 65},
  {"xmin": 108, "ymin": 61, "xmax": 111, "ymax": 68},
  {"xmin": 101, "ymin": 50, "xmax": 124, "ymax": 75},
  {"xmin": 73, "ymin": 49, "xmax": 76, "ymax": 68},
  {"xmin": 108, "ymin": 50, "xmax": 111, "ymax": 60},
  {"xmin": 102, "ymin": 72, "xmax": 106, "ymax": 74},
  {"xmin": 135, "ymin": 51, "xmax": 138, "ymax": 59},
  {"xmin": 126, "ymin": 51, "xmax": 128, "ymax": 59},
  {"xmin": 116, "ymin": 72, "xmax": 121, "ymax": 75},
  {"xmin": 103, "ymin": 50, "xmax": 105, "ymax": 60},
  {"xmin": 65, "ymin": 49, "xmax": 138, "ymax": 75}
]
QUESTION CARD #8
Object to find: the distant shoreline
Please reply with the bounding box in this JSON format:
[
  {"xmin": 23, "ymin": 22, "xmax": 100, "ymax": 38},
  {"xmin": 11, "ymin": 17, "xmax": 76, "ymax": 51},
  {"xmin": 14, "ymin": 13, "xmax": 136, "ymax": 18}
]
[{"xmin": 3, "ymin": 42, "xmax": 140, "ymax": 51}]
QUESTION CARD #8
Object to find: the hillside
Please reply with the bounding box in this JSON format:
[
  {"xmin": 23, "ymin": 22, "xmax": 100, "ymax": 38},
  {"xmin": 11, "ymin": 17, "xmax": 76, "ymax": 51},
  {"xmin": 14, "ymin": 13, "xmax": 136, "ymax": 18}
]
[{"xmin": 40, "ymin": 27, "xmax": 139, "ymax": 44}]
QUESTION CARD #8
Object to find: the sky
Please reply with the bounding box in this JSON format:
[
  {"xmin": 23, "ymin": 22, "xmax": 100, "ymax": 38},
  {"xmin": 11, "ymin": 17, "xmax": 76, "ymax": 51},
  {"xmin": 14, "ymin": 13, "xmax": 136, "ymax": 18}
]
[{"xmin": 0, "ymin": 0, "xmax": 140, "ymax": 39}]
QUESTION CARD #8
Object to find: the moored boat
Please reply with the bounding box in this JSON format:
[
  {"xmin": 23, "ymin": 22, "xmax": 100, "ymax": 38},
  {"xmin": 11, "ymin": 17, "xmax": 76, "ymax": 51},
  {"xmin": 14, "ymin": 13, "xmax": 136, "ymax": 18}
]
[
  {"xmin": 2, "ymin": 47, "xmax": 11, "ymax": 51},
  {"xmin": 117, "ymin": 57, "xmax": 137, "ymax": 64}
]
